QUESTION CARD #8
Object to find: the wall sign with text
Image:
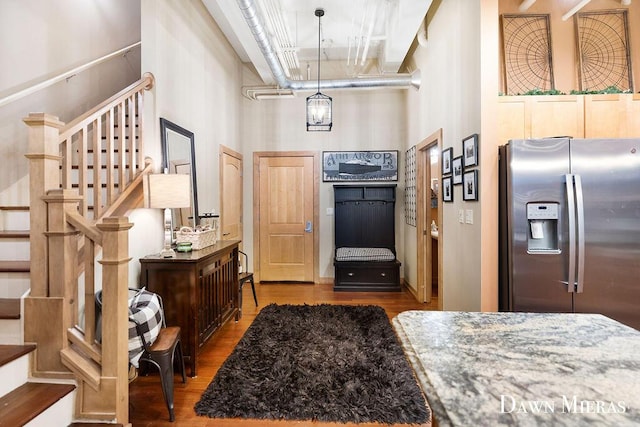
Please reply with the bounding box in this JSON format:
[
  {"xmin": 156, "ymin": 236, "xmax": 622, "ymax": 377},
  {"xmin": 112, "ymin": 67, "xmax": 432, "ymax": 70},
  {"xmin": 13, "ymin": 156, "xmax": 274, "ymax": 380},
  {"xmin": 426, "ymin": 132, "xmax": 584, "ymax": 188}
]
[{"xmin": 323, "ymin": 151, "xmax": 398, "ymax": 182}]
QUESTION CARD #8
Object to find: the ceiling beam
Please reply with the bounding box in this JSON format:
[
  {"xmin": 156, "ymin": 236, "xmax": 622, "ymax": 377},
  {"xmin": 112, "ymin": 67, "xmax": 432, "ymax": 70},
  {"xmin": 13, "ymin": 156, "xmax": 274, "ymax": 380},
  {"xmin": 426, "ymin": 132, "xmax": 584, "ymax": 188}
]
[
  {"xmin": 562, "ymin": 0, "xmax": 592, "ymax": 21},
  {"xmin": 518, "ymin": 0, "xmax": 537, "ymax": 12}
]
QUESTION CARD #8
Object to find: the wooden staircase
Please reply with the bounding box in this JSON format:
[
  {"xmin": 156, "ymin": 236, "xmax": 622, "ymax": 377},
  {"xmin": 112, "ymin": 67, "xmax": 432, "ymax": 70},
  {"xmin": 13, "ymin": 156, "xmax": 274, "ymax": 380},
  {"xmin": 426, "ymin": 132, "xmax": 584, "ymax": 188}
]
[
  {"xmin": 0, "ymin": 73, "xmax": 155, "ymax": 425},
  {"xmin": 0, "ymin": 206, "xmax": 30, "ymax": 345},
  {"xmin": 0, "ymin": 344, "xmax": 122, "ymax": 426},
  {"xmin": 0, "ymin": 345, "xmax": 76, "ymax": 426}
]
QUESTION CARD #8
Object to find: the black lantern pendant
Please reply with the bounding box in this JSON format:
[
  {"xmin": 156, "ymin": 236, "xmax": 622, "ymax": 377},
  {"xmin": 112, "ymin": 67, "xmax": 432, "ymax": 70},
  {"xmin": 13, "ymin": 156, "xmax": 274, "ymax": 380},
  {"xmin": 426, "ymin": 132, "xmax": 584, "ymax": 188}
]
[{"xmin": 306, "ymin": 8, "xmax": 332, "ymax": 131}]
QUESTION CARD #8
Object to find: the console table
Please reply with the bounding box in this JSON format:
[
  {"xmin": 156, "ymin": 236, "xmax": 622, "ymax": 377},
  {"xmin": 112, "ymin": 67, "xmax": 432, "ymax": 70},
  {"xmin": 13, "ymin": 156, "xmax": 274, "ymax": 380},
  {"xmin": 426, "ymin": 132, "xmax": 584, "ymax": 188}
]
[{"xmin": 139, "ymin": 240, "xmax": 240, "ymax": 377}]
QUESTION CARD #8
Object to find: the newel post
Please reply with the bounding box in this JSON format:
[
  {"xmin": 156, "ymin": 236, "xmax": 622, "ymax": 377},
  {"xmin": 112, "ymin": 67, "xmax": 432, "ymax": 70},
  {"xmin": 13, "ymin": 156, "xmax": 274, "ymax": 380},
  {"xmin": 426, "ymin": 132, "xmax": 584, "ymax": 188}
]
[
  {"xmin": 97, "ymin": 216, "xmax": 133, "ymax": 424},
  {"xmin": 24, "ymin": 189, "xmax": 83, "ymax": 375},
  {"xmin": 23, "ymin": 113, "xmax": 64, "ymax": 297}
]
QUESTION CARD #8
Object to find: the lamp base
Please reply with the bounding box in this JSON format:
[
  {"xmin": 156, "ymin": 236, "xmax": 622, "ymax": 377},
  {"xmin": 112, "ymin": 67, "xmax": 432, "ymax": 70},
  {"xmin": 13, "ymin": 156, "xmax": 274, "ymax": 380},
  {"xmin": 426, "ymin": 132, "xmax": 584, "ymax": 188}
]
[{"xmin": 158, "ymin": 208, "xmax": 177, "ymax": 258}]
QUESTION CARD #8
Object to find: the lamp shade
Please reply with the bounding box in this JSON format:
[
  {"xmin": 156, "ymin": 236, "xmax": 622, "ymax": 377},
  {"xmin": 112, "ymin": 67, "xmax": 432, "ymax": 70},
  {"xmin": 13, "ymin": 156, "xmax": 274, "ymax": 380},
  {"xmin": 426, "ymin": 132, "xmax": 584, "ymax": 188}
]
[{"xmin": 143, "ymin": 173, "xmax": 191, "ymax": 209}]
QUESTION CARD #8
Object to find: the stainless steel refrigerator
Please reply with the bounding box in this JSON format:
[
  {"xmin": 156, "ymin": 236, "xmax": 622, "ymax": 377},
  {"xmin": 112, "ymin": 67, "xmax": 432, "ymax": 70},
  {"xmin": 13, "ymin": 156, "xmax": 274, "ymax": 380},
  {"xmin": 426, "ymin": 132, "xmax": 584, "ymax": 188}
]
[{"xmin": 499, "ymin": 138, "xmax": 640, "ymax": 330}]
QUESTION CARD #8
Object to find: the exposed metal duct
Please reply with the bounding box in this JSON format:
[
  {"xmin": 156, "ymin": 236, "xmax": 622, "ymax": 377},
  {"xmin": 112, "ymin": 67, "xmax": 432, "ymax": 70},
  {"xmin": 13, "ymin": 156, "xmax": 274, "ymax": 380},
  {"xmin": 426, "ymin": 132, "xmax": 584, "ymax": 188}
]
[{"xmin": 236, "ymin": 0, "xmax": 421, "ymax": 94}]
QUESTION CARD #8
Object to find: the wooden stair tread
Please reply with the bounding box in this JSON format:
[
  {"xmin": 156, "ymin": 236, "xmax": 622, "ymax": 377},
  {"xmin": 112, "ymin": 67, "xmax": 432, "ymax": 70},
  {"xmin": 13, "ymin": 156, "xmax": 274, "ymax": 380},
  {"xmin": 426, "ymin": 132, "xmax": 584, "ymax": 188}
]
[
  {"xmin": 69, "ymin": 183, "xmax": 120, "ymax": 189},
  {"xmin": 86, "ymin": 148, "xmax": 138, "ymax": 153},
  {"xmin": 69, "ymin": 423, "xmax": 124, "ymax": 426},
  {"xmin": 100, "ymin": 135, "xmax": 139, "ymax": 139},
  {"xmin": 0, "ymin": 230, "xmax": 29, "ymax": 238},
  {"xmin": 69, "ymin": 164, "xmax": 130, "ymax": 170},
  {"xmin": 0, "ymin": 344, "xmax": 36, "ymax": 366},
  {"xmin": 0, "ymin": 298, "xmax": 21, "ymax": 319},
  {"xmin": 0, "ymin": 382, "xmax": 75, "ymax": 426},
  {"xmin": 0, "ymin": 260, "xmax": 30, "ymax": 272},
  {"xmin": 0, "ymin": 206, "xmax": 29, "ymax": 211}
]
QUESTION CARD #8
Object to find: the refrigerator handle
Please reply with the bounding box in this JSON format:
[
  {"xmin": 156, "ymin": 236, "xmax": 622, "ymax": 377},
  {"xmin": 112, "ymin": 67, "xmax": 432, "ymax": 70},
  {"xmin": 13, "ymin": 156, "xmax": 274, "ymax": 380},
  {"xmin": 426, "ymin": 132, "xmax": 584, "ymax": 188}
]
[
  {"xmin": 565, "ymin": 174, "xmax": 576, "ymax": 293},
  {"xmin": 574, "ymin": 174, "xmax": 585, "ymax": 293}
]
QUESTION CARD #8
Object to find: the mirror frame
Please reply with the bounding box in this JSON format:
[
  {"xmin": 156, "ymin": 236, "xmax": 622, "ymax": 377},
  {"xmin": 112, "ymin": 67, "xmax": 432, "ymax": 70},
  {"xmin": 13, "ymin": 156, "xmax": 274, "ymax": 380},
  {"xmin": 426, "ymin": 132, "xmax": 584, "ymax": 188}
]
[{"xmin": 159, "ymin": 117, "xmax": 199, "ymax": 227}]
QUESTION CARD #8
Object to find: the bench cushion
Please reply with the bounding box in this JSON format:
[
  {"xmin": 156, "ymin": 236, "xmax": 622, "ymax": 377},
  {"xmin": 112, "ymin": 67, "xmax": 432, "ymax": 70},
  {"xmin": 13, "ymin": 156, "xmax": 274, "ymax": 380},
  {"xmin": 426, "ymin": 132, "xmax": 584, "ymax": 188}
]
[{"xmin": 335, "ymin": 247, "xmax": 395, "ymax": 262}]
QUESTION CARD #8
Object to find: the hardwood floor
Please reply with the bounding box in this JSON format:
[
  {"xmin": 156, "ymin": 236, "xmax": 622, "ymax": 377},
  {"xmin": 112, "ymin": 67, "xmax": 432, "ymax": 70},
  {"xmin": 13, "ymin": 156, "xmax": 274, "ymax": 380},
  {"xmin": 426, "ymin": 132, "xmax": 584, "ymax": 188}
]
[{"xmin": 129, "ymin": 282, "xmax": 437, "ymax": 427}]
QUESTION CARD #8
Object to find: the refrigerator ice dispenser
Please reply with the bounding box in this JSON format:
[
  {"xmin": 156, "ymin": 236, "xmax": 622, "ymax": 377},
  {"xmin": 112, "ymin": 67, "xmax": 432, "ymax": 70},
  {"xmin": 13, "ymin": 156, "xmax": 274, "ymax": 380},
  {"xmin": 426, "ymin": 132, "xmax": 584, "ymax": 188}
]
[{"xmin": 527, "ymin": 203, "xmax": 559, "ymax": 253}]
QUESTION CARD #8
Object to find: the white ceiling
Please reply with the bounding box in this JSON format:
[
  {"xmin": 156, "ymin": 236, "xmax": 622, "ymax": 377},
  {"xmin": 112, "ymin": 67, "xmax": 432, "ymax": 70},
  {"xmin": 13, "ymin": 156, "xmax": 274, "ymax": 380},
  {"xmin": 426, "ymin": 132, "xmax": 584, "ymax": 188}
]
[{"xmin": 203, "ymin": 0, "xmax": 433, "ymax": 84}]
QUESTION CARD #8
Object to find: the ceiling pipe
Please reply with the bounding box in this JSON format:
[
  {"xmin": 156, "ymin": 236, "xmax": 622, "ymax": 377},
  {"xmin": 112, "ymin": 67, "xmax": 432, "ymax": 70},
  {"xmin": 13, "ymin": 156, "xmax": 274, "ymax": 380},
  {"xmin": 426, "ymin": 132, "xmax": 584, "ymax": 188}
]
[{"xmin": 236, "ymin": 0, "xmax": 421, "ymax": 92}]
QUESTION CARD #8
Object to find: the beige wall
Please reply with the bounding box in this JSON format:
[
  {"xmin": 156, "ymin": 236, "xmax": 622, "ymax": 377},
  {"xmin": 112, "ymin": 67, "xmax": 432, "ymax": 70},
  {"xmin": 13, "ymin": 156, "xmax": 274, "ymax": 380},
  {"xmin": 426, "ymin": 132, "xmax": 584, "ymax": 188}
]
[
  {"xmin": 499, "ymin": 0, "xmax": 640, "ymax": 93},
  {"xmin": 480, "ymin": 1, "xmax": 501, "ymax": 311},
  {"xmin": 138, "ymin": 0, "xmax": 244, "ymax": 283},
  {"xmin": 404, "ymin": 0, "xmax": 487, "ymax": 311},
  {"xmin": 239, "ymin": 65, "xmax": 408, "ymax": 279},
  {"xmin": 0, "ymin": 0, "xmax": 141, "ymax": 205},
  {"xmin": 0, "ymin": 0, "xmax": 541, "ymax": 306}
]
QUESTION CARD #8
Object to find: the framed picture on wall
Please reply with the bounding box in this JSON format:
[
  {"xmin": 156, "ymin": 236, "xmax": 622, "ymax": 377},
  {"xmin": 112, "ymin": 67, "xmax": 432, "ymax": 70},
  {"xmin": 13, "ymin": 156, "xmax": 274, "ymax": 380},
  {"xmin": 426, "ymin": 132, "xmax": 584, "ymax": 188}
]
[
  {"xmin": 442, "ymin": 176, "xmax": 453, "ymax": 202},
  {"xmin": 452, "ymin": 156, "xmax": 463, "ymax": 185},
  {"xmin": 462, "ymin": 133, "xmax": 479, "ymax": 168},
  {"xmin": 322, "ymin": 151, "xmax": 398, "ymax": 181},
  {"xmin": 442, "ymin": 148, "xmax": 453, "ymax": 175},
  {"xmin": 463, "ymin": 170, "xmax": 479, "ymax": 201}
]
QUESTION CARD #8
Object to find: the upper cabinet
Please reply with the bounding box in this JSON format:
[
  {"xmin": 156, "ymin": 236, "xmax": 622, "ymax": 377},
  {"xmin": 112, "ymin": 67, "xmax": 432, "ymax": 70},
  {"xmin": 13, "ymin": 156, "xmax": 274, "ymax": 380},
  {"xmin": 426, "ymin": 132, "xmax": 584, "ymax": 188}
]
[
  {"xmin": 583, "ymin": 94, "xmax": 640, "ymax": 138},
  {"xmin": 499, "ymin": 94, "xmax": 640, "ymax": 143}
]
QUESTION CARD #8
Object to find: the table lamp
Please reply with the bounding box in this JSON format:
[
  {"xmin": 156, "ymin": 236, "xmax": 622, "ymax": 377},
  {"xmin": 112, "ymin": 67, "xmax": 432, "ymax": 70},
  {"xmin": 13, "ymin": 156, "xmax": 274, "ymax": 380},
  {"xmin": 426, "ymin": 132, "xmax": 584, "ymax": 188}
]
[{"xmin": 143, "ymin": 173, "xmax": 192, "ymax": 258}]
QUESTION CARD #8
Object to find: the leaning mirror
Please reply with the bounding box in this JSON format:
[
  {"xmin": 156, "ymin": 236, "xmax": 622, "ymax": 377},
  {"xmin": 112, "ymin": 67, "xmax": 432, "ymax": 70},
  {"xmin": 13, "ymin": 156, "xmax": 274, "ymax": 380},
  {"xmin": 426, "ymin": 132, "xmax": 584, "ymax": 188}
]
[{"xmin": 159, "ymin": 117, "xmax": 199, "ymax": 228}]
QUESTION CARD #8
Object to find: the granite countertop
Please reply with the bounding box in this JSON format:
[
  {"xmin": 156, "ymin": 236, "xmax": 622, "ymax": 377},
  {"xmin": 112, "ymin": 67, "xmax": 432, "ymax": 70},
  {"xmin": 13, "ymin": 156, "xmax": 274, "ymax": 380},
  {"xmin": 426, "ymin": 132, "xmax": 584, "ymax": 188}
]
[{"xmin": 393, "ymin": 311, "xmax": 640, "ymax": 427}]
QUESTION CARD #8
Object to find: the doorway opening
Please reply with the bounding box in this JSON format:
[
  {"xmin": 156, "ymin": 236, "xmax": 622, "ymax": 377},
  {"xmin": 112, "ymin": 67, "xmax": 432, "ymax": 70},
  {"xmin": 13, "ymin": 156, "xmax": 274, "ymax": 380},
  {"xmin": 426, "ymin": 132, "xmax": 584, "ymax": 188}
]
[{"xmin": 416, "ymin": 129, "xmax": 442, "ymax": 308}]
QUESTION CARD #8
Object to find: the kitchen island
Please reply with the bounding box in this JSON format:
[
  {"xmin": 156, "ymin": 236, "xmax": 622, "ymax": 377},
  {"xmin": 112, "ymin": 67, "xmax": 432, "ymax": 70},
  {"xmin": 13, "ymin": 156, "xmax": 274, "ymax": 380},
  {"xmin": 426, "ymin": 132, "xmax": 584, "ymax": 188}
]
[{"xmin": 393, "ymin": 311, "xmax": 640, "ymax": 426}]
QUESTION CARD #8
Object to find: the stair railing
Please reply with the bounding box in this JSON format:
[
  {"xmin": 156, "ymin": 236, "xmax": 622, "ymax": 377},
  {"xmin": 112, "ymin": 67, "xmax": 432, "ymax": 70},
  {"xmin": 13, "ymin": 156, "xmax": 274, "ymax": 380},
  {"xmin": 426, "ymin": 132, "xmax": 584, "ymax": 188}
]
[
  {"xmin": 23, "ymin": 73, "xmax": 154, "ymax": 424},
  {"xmin": 58, "ymin": 72, "xmax": 153, "ymax": 220}
]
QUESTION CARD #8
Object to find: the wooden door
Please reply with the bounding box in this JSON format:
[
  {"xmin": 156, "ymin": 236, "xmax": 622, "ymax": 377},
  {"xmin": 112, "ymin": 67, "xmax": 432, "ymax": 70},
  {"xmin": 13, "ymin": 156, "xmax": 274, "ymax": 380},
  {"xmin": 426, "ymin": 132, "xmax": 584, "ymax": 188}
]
[
  {"xmin": 220, "ymin": 146, "xmax": 242, "ymax": 241},
  {"xmin": 257, "ymin": 154, "xmax": 315, "ymax": 282}
]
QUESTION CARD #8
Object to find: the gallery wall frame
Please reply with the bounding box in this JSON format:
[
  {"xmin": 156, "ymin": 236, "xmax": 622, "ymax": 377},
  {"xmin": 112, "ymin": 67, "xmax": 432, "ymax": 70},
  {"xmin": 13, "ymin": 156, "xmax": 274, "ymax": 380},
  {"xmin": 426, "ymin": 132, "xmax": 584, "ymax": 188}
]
[
  {"xmin": 323, "ymin": 150, "xmax": 398, "ymax": 182},
  {"xmin": 442, "ymin": 148, "xmax": 453, "ymax": 175},
  {"xmin": 463, "ymin": 170, "xmax": 479, "ymax": 201},
  {"xmin": 462, "ymin": 133, "xmax": 479, "ymax": 168},
  {"xmin": 452, "ymin": 156, "xmax": 463, "ymax": 185},
  {"xmin": 440, "ymin": 133, "xmax": 481, "ymax": 202},
  {"xmin": 442, "ymin": 176, "xmax": 453, "ymax": 203}
]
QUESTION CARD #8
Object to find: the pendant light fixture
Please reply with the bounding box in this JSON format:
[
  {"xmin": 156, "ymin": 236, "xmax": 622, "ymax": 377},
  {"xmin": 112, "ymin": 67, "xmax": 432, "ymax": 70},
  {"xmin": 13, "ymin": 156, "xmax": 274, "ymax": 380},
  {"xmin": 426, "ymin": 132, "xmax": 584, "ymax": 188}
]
[{"xmin": 306, "ymin": 8, "xmax": 332, "ymax": 131}]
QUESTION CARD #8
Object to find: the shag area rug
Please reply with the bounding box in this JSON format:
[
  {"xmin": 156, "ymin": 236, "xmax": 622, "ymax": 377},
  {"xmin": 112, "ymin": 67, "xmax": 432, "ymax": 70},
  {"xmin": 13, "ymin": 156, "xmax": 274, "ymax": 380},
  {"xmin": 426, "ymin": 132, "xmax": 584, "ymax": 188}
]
[{"xmin": 195, "ymin": 303, "xmax": 430, "ymax": 424}]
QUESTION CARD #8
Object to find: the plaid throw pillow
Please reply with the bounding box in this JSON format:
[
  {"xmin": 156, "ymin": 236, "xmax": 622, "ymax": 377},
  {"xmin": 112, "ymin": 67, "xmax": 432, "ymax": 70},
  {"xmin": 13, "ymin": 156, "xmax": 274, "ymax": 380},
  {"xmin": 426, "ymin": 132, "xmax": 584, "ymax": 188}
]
[{"xmin": 128, "ymin": 288, "xmax": 163, "ymax": 367}]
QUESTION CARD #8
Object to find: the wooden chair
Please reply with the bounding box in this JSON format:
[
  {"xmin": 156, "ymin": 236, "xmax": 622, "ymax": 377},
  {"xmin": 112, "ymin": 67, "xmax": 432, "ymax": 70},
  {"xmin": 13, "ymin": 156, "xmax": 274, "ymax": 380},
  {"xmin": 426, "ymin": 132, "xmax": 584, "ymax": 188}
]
[
  {"xmin": 238, "ymin": 250, "xmax": 258, "ymax": 312},
  {"xmin": 130, "ymin": 293, "xmax": 186, "ymax": 422}
]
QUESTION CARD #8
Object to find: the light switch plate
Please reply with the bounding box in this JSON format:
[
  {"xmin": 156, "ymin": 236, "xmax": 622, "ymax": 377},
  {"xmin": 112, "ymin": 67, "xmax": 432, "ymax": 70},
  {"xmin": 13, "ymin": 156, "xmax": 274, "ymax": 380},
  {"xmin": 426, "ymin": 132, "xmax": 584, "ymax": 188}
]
[
  {"xmin": 326, "ymin": 207, "xmax": 334, "ymax": 216},
  {"xmin": 466, "ymin": 209, "xmax": 473, "ymax": 224},
  {"xmin": 458, "ymin": 209, "xmax": 464, "ymax": 223}
]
